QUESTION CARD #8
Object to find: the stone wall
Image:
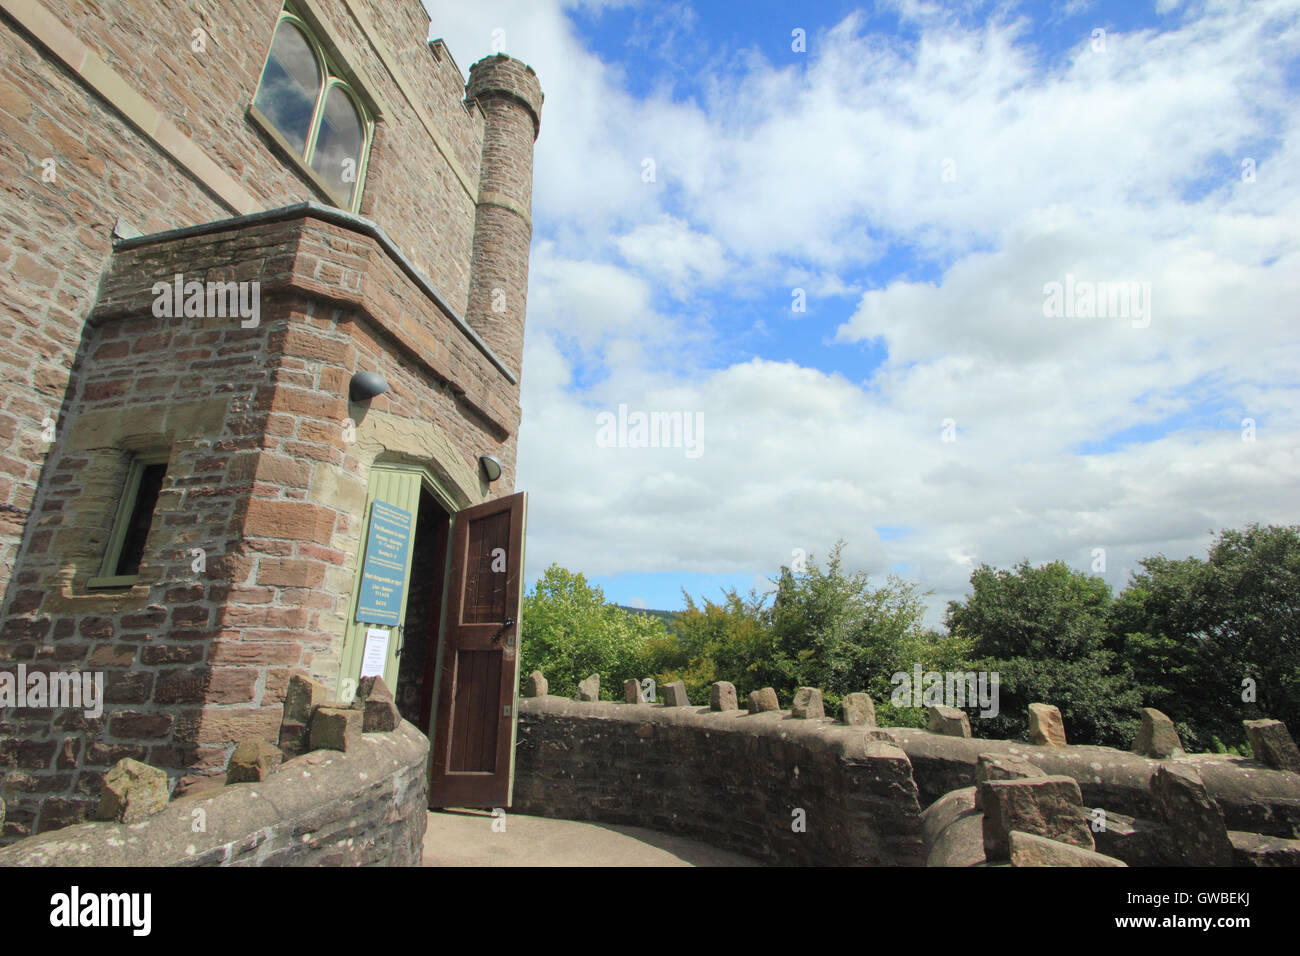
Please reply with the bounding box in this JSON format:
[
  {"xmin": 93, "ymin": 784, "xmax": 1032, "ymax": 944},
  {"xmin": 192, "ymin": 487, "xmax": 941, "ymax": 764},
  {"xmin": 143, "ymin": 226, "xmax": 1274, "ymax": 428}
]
[
  {"xmin": 0, "ymin": 0, "xmax": 540, "ymax": 600},
  {"xmin": 514, "ymin": 693, "xmax": 1300, "ymax": 866},
  {"xmin": 0, "ymin": 719, "xmax": 429, "ymax": 866},
  {"xmin": 514, "ymin": 696, "xmax": 925, "ymax": 866},
  {"xmin": 0, "ymin": 206, "xmax": 513, "ymax": 839},
  {"xmin": 888, "ymin": 726, "xmax": 1300, "ymax": 836}
]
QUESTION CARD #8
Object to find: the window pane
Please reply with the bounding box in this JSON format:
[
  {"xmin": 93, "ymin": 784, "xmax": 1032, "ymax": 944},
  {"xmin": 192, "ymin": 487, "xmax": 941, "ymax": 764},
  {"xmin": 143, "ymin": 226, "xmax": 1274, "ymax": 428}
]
[
  {"xmin": 115, "ymin": 463, "xmax": 167, "ymax": 577},
  {"xmin": 310, "ymin": 84, "xmax": 365, "ymax": 207},
  {"xmin": 253, "ymin": 19, "xmax": 321, "ymax": 156}
]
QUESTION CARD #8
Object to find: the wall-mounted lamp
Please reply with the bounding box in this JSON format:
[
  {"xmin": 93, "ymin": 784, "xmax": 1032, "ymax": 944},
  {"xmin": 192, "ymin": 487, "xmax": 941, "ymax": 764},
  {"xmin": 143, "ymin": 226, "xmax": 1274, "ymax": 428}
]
[
  {"xmin": 479, "ymin": 454, "xmax": 503, "ymax": 482},
  {"xmin": 349, "ymin": 371, "xmax": 390, "ymax": 402}
]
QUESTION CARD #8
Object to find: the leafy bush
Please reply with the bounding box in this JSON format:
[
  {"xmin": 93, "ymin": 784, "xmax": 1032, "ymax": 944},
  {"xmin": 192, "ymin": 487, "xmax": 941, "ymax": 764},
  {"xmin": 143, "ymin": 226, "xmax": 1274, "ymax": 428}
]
[
  {"xmin": 518, "ymin": 564, "xmax": 667, "ymax": 699},
  {"xmin": 520, "ymin": 525, "xmax": 1300, "ymax": 754},
  {"xmin": 1111, "ymin": 524, "xmax": 1300, "ymax": 749}
]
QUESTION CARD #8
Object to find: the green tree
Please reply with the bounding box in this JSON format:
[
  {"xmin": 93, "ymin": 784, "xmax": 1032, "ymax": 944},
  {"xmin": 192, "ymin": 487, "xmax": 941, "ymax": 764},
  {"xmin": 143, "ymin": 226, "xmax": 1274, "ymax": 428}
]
[
  {"xmin": 645, "ymin": 587, "xmax": 775, "ymax": 704},
  {"xmin": 1109, "ymin": 553, "xmax": 1209, "ymax": 747},
  {"xmin": 946, "ymin": 559, "xmax": 1141, "ymax": 746},
  {"xmin": 1112, "ymin": 525, "xmax": 1300, "ymax": 749},
  {"xmin": 518, "ymin": 564, "xmax": 667, "ymax": 699},
  {"xmin": 652, "ymin": 543, "xmax": 945, "ymax": 717},
  {"xmin": 765, "ymin": 543, "xmax": 934, "ymax": 713}
]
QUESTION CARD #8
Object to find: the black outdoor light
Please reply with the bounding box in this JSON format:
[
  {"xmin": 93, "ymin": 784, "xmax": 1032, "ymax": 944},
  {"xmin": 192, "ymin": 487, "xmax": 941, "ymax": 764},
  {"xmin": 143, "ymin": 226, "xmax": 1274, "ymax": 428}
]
[
  {"xmin": 479, "ymin": 454, "xmax": 503, "ymax": 482},
  {"xmin": 349, "ymin": 370, "xmax": 390, "ymax": 402}
]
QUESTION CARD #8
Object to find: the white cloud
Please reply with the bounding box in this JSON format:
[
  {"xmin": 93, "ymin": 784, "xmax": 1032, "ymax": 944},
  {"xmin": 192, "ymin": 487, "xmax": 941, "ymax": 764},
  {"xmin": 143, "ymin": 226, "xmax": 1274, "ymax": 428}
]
[
  {"xmin": 432, "ymin": 0, "xmax": 1300, "ymax": 626},
  {"xmin": 613, "ymin": 216, "xmax": 730, "ymax": 298}
]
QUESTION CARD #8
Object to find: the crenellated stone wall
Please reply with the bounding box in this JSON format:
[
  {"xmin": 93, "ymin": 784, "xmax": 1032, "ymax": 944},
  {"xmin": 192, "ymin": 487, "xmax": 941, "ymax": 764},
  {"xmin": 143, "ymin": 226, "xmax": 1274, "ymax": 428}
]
[
  {"xmin": 514, "ymin": 695, "xmax": 925, "ymax": 866},
  {"xmin": 0, "ymin": 718, "xmax": 429, "ymax": 867},
  {"xmin": 513, "ymin": 684, "xmax": 1300, "ymax": 867}
]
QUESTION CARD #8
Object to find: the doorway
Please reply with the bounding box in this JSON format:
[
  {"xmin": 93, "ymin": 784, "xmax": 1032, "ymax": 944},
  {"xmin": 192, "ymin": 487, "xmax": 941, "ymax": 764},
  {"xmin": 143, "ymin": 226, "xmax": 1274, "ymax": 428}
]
[
  {"xmin": 339, "ymin": 461, "xmax": 528, "ymax": 809},
  {"xmin": 395, "ymin": 486, "xmax": 448, "ymax": 729}
]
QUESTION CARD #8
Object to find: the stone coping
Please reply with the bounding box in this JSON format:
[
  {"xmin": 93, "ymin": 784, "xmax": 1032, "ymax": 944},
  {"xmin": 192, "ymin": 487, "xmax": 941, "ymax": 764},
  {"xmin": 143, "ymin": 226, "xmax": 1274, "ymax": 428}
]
[
  {"xmin": 518, "ymin": 695, "xmax": 892, "ymax": 761},
  {"xmin": 0, "ymin": 721, "xmax": 429, "ymax": 867},
  {"xmin": 515, "ymin": 695, "xmax": 923, "ymax": 865},
  {"xmin": 520, "ymin": 697, "xmax": 1300, "ymax": 838}
]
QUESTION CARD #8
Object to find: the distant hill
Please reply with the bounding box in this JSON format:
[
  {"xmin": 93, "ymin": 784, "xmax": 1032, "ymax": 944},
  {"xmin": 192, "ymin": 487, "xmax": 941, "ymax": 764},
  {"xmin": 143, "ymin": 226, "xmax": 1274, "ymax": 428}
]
[{"xmin": 617, "ymin": 605, "xmax": 678, "ymax": 630}]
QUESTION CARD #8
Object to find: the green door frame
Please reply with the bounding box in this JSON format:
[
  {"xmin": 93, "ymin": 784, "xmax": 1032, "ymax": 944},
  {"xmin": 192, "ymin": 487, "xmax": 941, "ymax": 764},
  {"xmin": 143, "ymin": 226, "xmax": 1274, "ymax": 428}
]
[{"xmin": 337, "ymin": 460, "xmax": 458, "ymax": 703}]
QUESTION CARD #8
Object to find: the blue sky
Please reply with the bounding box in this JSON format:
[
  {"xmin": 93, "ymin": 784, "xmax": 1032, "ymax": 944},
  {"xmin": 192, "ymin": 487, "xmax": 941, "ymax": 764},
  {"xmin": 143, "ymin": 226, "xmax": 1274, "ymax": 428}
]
[{"xmin": 425, "ymin": 0, "xmax": 1300, "ymax": 624}]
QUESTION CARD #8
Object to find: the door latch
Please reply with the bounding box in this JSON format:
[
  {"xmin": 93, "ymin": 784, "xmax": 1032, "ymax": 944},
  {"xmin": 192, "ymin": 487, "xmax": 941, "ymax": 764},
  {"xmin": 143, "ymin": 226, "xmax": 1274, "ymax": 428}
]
[{"xmin": 491, "ymin": 617, "xmax": 516, "ymax": 644}]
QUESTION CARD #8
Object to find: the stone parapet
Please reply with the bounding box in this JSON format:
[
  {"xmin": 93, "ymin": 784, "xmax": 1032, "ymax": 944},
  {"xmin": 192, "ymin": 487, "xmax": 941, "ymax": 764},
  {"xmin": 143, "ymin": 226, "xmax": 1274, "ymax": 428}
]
[
  {"xmin": 514, "ymin": 695, "xmax": 924, "ymax": 866},
  {"xmin": 0, "ymin": 720, "xmax": 428, "ymax": 867}
]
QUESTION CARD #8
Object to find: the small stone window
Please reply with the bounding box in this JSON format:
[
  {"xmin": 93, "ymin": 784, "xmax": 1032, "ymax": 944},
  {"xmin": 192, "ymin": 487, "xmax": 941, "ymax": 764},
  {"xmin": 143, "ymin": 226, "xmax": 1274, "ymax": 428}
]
[
  {"xmin": 87, "ymin": 453, "xmax": 169, "ymax": 589},
  {"xmin": 250, "ymin": 6, "xmax": 374, "ymax": 211}
]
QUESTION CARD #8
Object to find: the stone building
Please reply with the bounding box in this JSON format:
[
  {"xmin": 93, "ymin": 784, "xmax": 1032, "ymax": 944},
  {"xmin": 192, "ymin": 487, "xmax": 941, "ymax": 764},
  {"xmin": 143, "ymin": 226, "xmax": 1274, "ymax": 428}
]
[{"xmin": 0, "ymin": 0, "xmax": 540, "ymax": 842}]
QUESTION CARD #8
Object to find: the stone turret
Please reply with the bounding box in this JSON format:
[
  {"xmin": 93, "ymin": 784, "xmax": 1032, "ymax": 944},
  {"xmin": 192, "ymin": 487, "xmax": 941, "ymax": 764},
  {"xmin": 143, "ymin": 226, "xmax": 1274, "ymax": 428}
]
[{"xmin": 464, "ymin": 54, "xmax": 544, "ymax": 380}]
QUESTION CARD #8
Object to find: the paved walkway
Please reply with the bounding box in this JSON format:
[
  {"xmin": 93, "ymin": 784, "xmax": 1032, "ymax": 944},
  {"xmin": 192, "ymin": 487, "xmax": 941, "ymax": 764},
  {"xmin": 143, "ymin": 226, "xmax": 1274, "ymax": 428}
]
[{"xmin": 423, "ymin": 809, "xmax": 761, "ymax": 866}]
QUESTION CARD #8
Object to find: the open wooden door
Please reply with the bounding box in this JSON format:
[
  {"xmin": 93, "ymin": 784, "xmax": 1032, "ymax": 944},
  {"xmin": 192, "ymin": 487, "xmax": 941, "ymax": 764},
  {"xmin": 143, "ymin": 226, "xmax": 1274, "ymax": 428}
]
[{"xmin": 428, "ymin": 491, "xmax": 526, "ymax": 809}]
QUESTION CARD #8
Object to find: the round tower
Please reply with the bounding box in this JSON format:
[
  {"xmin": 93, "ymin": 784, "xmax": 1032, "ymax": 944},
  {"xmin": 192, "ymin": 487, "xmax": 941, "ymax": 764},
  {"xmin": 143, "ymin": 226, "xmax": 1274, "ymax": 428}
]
[{"xmin": 464, "ymin": 54, "xmax": 543, "ymax": 381}]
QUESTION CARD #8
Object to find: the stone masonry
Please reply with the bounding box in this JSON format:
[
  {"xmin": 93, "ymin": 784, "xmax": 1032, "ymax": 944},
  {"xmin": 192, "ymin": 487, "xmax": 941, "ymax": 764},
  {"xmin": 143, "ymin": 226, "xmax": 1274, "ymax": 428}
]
[
  {"xmin": 515, "ymin": 687, "xmax": 1300, "ymax": 867},
  {"xmin": 0, "ymin": 0, "xmax": 542, "ymax": 841}
]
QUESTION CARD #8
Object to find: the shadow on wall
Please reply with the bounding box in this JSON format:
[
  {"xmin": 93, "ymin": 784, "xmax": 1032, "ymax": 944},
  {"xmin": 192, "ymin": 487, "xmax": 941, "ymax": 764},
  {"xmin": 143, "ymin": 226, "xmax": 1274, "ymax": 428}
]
[{"xmin": 511, "ymin": 674, "xmax": 1300, "ymax": 867}]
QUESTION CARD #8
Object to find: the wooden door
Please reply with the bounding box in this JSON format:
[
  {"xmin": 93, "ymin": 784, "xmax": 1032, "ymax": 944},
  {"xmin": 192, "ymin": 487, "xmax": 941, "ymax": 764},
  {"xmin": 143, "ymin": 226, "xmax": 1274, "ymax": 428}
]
[{"xmin": 428, "ymin": 491, "xmax": 527, "ymax": 809}]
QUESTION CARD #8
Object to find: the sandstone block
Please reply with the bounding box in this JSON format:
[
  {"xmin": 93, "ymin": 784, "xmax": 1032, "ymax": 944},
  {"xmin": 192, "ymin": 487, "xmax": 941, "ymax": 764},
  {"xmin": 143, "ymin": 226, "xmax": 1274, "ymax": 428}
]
[
  {"xmin": 225, "ymin": 739, "xmax": 284, "ymax": 784},
  {"xmin": 1028, "ymin": 703, "xmax": 1067, "ymax": 747},
  {"xmin": 171, "ymin": 772, "xmax": 227, "ymax": 801},
  {"xmin": 928, "ymin": 705, "xmax": 971, "ymax": 738},
  {"xmin": 1243, "ymin": 718, "xmax": 1300, "ymax": 773},
  {"xmin": 95, "ymin": 758, "xmax": 169, "ymax": 824},
  {"xmin": 747, "ymin": 687, "xmax": 780, "ymax": 713},
  {"xmin": 624, "ymin": 678, "xmax": 644, "ymax": 704},
  {"xmin": 1150, "ymin": 763, "xmax": 1234, "ymax": 866},
  {"xmin": 661, "ymin": 681, "xmax": 690, "ymax": 707},
  {"xmin": 1093, "ymin": 811, "xmax": 1180, "ymax": 867},
  {"xmin": 973, "ymin": 752, "xmax": 1046, "ymax": 809},
  {"xmin": 356, "ymin": 675, "xmax": 393, "ymax": 704},
  {"xmin": 1010, "ymin": 830, "xmax": 1127, "ymax": 867},
  {"xmin": 284, "ymin": 672, "xmax": 329, "ymax": 723},
  {"xmin": 980, "ymin": 775, "xmax": 1092, "ymax": 861},
  {"xmin": 792, "ymin": 687, "xmax": 824, "ymax": 719},
  {"xmin": 309, "ymin": 706, "xmax": 362, "ymax": 753},
  {"xmin": 840, "ymin": 692, "xmax": 876, "ymax": 727},
  {"xmin": 363, "ymin": 697, "xmax": 400, "ymax": 733},
  {"xmin": 576, "ymin": 674, "xmax": 599, "ymax": 701},
  {"xmin": 277, "ymin": 718, "xmax": 310, "ymax": 758},
  {"xmin": 523, "ymin": 671, "xmax": 547, "ymax": 697},
  {"xmin": 354, "ymin": 676, "xmax": 400, "ymax": 732},
  {"xmin": 1132, "ymin": 707, "xmax": 1184, "ymax": 758},
  {"xmin": 710, "ymin": 681, "xmax": 738, "ymax": 711},
  {"xmin": 1229, "ymin": 830, "xmax": 1300, "ymax": 867}
]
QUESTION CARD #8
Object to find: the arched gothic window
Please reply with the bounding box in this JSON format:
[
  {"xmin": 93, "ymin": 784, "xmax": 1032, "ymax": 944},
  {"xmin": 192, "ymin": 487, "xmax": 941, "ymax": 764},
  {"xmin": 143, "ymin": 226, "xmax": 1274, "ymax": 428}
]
[{"xmin": 252, "ymin": 8, "xmax": 373, "ymax": 211}]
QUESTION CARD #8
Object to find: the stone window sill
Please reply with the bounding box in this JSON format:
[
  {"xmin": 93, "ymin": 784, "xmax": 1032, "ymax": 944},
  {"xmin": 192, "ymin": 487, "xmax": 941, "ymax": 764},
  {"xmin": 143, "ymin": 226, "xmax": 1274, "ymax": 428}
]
[{"xmin": 86, "ymin": 574, "xmax": 140, "ymax": 590}]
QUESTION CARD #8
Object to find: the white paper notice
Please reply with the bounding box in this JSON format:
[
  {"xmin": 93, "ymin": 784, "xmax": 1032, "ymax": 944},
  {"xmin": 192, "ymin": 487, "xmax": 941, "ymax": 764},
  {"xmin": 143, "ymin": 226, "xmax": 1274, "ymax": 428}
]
[{"xmin": 361, "ymin": 628, "xmax": 391, "ymax": 678}]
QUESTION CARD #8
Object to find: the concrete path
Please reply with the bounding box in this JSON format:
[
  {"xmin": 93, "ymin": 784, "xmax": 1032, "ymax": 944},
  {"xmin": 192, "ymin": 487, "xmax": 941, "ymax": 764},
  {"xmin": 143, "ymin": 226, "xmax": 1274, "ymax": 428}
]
[{"xmin": 423, "ymin": 809, "xmax": 761, "ymax": 866}]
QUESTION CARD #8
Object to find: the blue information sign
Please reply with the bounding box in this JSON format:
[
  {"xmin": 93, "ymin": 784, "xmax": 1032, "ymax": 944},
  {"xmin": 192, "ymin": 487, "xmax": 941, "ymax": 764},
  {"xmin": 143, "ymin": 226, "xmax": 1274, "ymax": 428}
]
[{"xmin": 355, "ymin": 500, "xmax": 413, "ymax": 626}]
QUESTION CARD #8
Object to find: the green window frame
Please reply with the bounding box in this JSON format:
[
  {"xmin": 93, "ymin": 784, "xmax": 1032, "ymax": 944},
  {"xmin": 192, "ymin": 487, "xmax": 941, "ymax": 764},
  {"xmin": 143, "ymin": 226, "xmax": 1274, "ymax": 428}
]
[
  {"xmin": 249, "ymin": 5, "xmax": 375, "ymax": 213},
  {"xmin": 87, "ymin": 452, "xmax": 170, "ymax": 589}
]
